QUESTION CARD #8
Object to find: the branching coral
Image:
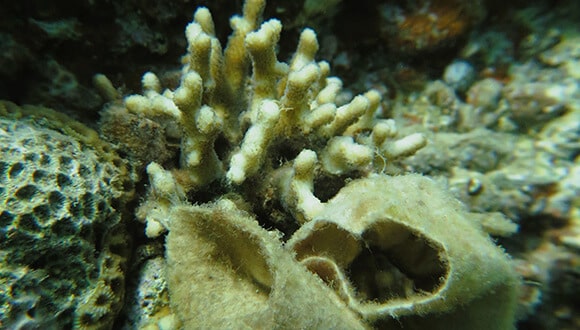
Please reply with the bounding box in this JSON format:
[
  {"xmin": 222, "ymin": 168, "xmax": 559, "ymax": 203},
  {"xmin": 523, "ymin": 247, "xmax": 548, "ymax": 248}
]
[
  {"xmin": 107, "ymin": 0, "xmax": 521, "ymax": 328},
  {"xmin": 124, "ymin": 0, "xmax": 427, "ymax": 237}
]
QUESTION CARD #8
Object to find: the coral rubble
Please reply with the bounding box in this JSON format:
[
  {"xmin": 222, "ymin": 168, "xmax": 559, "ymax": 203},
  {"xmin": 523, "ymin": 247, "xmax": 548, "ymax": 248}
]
[{"xmin": 390, "ymin": 6, "xmax": 580, "ymax": 326}]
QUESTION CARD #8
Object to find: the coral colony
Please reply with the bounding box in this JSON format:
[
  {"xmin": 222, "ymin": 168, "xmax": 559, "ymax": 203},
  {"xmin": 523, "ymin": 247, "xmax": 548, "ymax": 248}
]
[
  {"xmin": 122, "ymin": 0, "xmax": 519, "ymax": 328},
  {"xmin": 2, "ymin": 0, "xmax": 580, "ymax": 329}
]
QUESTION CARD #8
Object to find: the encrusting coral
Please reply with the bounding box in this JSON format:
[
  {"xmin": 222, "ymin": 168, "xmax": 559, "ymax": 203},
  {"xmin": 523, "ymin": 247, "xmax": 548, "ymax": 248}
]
[{"xmin": 95, "ymin": 0, "xmax": 521, "ymax": 328}]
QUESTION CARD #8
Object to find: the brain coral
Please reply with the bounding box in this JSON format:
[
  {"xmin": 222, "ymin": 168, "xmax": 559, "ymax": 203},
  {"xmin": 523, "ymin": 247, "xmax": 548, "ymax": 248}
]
[{"xmin": 0, "ymin": 101, "xmax": 135, "ymax": 329}]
